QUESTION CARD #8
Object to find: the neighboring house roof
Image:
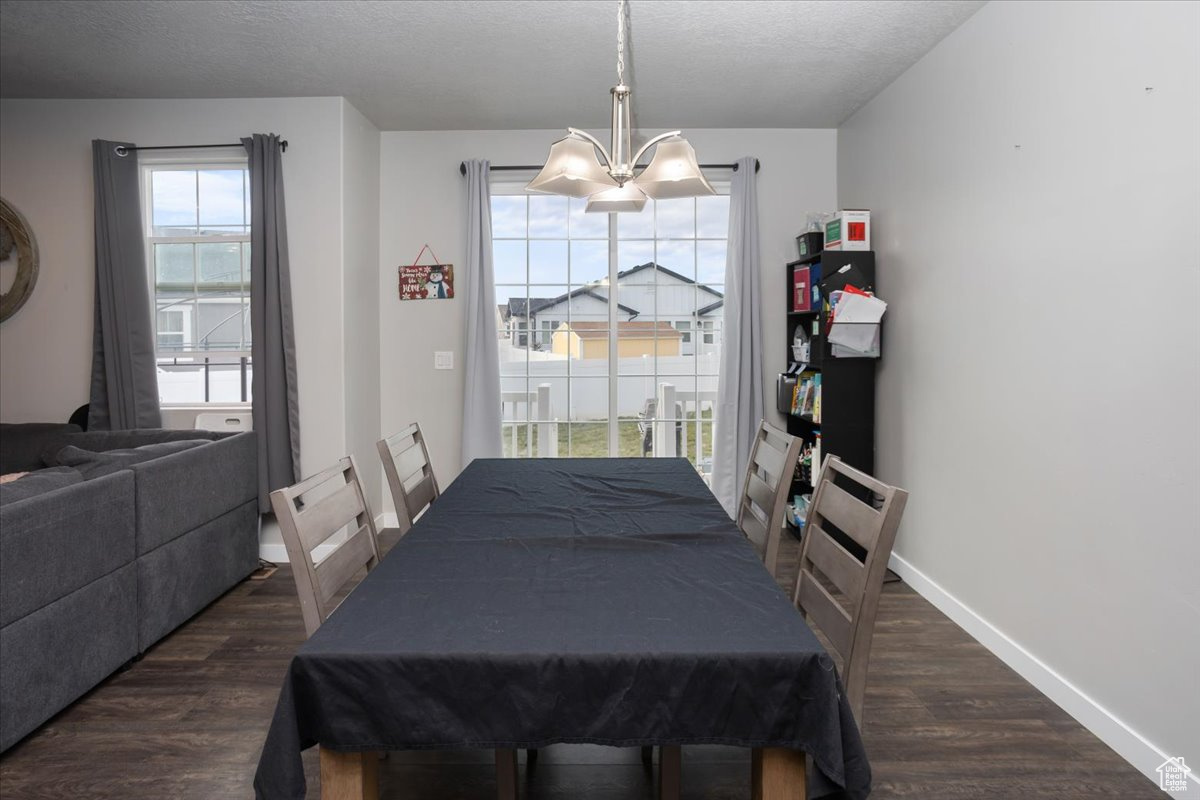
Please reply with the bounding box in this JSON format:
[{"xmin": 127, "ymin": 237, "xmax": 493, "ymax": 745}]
[
  {"xmin": 617, "ymin": 262, "xmax": 725, "ymax": 299},
  {"xmin": 505, "ymin": 262, "xmax": 723, "ymax": 320},
  {"xmin": 513, "ymin": 289, "xmax": 639, "ymax": 318},
  {"xmin": 560, "ymin": 321, "xmax": 682, "ymax": 340},
  {"xmin": 504, "ymin": 297, "xmax": 555, "ymax": 318}
]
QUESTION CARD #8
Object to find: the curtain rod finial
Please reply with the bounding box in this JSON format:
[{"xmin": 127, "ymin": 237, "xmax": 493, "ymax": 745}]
[{"xmin": 460, "ymin": 162, "xmax": 467, "ymax": 176}]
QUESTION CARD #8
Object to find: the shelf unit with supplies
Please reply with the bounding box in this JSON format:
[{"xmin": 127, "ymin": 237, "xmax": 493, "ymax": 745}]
[{"xmin": 779, "ymin": 249, "xmax": 878, "ymax": 531}]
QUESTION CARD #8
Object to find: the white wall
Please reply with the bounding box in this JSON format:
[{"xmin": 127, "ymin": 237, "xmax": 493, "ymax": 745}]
[
  {"xmin": 838, "ymin": 0, "xmax": 1200, "ymax": 787},
  {"xmin": 0, "ymin": 97, "xmax": 389, "ymax": 555},
  {"xmin": 378, "ymin": 129, "xmax": 836, "ymax": 513},
  {"xmin": 340, "ymin": 99, "xmax": 383, "ymax": 512},
  {"xmin": 0, "ymin": 98, "xmax": 348, "ymax": 480}
]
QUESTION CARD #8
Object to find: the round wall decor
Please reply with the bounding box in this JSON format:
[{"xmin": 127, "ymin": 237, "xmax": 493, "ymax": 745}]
[{"xmin": 0, "ymin": 197, "xmax": 39, "ymax": 322}]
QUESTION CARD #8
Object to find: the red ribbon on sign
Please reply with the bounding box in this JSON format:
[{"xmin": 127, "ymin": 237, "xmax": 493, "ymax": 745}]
[{"xmin": 410, "ymin": 243, "xmax": 442, "ymax": 267}]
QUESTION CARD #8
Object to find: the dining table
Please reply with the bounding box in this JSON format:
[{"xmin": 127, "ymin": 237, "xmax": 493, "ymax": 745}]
[{"xmin": 254, "ymin": 457, "xmax": 871, "ymax": 799}]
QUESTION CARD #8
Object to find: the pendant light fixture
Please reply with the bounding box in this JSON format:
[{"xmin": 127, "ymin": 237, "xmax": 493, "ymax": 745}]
[{"xmin": 526, "ymin": 0, "xmax": 714, "ymax": 212}]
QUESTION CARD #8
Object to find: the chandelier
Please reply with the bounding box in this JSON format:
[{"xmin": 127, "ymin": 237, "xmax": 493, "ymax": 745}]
[{"xmin": 526, "ymin": 0, "xmax": 714, "ymax": 213}]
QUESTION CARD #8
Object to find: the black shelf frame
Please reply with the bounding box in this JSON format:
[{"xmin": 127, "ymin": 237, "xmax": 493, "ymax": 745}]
[{"xmin": 781, "ymin": 250, "xmax": 878, "ymax": 498}]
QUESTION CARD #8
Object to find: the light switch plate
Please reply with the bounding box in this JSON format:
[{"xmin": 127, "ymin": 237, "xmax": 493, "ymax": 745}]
[{"xmin": 434, "ymin": 351, "xmax": 454, "ymax": 370}]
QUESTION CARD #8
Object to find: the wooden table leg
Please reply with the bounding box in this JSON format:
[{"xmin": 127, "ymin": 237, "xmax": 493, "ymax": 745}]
[
  {"xmin": 659, "ymin": 744, "xmax": 681, "ymax": 800},
  {"xmin": 751, "ymin": 747, "xmax": 806, "ymax": 800},
  {"xmin": 496, "ymin": 747, "xmax": 518, "ymax": 800},
  {"xmin": 320, "ymin": 747, "xmax": 379, "ymax": 800}
]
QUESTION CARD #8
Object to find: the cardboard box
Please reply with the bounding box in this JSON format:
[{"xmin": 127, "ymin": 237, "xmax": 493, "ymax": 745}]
[{"xmin": 823, "ymin": 210, "xmax": 871, "ymax": 251}]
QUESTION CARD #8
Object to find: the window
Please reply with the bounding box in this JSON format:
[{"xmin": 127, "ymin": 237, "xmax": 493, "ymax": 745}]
[
  {"xmin": 492, "ymin": 188, "xmax": 728, "ymax": 477},
  {"xmin": 142, "ymin": 158, "xmax": 252, "ymax": 405},
  {"xmin": 540, "ymin": 320, "xmax": 556, "ymax": 349}
]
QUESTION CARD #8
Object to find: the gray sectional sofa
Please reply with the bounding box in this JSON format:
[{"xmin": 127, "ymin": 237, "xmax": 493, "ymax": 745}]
[{"xmin": 0, "ymin": 423, "xmax": 259, "ymax": 752}]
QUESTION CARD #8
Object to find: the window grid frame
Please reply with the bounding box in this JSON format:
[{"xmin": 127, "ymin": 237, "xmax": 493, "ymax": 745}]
[
  {"xmin": 492, "ymin": 185, "xmax": 728, "ymax": 462},
  {"xmin": 140, "ymin": 155, "xmax": 253, "ymax": 407}
]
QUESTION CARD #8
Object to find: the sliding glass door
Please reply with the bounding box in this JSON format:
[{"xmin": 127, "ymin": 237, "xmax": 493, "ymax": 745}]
[{"xmin": 491, "ymin": 187, "xmax": 728, "ymax": 479}]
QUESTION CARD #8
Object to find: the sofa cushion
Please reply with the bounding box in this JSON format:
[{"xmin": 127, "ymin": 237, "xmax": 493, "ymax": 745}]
[
  {"xmin": 0, "ymin": 562, "xmax": 138, "ymax": 752},
  {"xmin": 136, "ymin": 499, "xmax": 258, "ymax": 651},
  {"xmin": 52, "ymin": 440, "xmax": 208, "ymax": 480},
  {"xmin": 133, "ymin": 432, "xmax": 257, "ymax": 555},
  {"xmin": 0, "ymin": 467, "xmax": 84, "ymax": 505},
  {"xmin": 40, "ymin": 429, "xmax": 223, "ymax": 466},
  {"xmin": 0, "ymin": 470, "xmax": 136, "ymax": 627},
  {"xmin": 0, "ymin": 423, "xmax": 82, "ymax": 474}
]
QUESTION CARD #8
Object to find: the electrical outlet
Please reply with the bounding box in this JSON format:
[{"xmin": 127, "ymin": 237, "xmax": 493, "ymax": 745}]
[{"xmin": 434, "ymin": 351, "xmax": 454, "ymax": 370}]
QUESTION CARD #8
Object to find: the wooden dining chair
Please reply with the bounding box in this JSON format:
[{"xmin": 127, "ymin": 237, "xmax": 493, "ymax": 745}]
[
  {"xmin": 791, "ymin": 454, "xmax": 908, "ymax": 723},
  {"xmin": 737, "ymin": 420, "xmax": 804, "ymax": 578},
  {"xmin": 377, "ymin": 423, "xmax": 440, "ymax": 537},
  {"xmin": 270, "ymin": 456, "xmax": 382, "ymax": 638},
  {"xmin": 275, "ymin": 458, "xmax": 519, "ymax": 799}
]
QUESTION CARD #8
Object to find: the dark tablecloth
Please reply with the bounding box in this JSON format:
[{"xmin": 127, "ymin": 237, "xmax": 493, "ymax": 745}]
[{"xmin": 254, "ymin": 458, "xmax": 870, "ymax": 799}]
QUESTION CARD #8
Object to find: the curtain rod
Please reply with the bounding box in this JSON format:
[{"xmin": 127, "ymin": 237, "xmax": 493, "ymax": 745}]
[
  {"xmin": 459, "ymin": 159, "xmax": 759, "ymax": 175},
  {"xmin": 113, "ymin": 141, "xmax": 288, "ymax": 157}
]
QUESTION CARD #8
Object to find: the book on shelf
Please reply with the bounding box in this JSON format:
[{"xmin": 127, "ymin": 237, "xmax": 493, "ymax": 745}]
[
  {"xmin": 792, "ymin": 373, "xmax": 818, "ymax": 418},
  {"xmin": 812, "ymin": 373, "xmax": 822, "ymax": 423}
]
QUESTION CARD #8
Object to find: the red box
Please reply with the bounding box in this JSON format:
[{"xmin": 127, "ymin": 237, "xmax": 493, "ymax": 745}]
[{"xmin": 792, "ymin": 267, "xmax": 811, "ymax": 312}]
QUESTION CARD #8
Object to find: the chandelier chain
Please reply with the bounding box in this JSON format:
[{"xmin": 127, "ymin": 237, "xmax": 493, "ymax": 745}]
[{"xmin": 616, "ymin": 0, "xmax": 626, "ymax": 85}]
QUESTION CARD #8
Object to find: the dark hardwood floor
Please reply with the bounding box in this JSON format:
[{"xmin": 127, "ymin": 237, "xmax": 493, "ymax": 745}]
[{"xmin": 0, "ymin": 546, "xmax": 1163, "ymax": 799}]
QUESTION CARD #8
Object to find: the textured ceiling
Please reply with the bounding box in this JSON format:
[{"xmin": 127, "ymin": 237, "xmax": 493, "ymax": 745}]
[{"xmin": 0, "ymin": 0, "xmax": 984, "ymax": 130}]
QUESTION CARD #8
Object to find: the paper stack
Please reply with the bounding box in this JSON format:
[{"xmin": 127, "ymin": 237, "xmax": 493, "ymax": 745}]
[{"xmin": 828, "ymin": 291, "xmax": 886, "ymax": 357}]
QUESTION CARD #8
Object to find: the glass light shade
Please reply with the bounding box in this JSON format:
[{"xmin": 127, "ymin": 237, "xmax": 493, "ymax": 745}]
[
  {"xmin": 632, "ymin": 136, "xmax": 715, "ymax": 199},
  {"xmin": 526, "ymin": 134, "xmax": 617, "ymax": 198},
  {"xmin": 584, "ymin": 183, "xmax": 648, "ymax": 213}
]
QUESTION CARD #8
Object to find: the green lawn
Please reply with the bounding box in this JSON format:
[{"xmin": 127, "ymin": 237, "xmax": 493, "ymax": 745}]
[{"xmin": 502, "ymin": 411, "xmax": 715, "ymax": 468}]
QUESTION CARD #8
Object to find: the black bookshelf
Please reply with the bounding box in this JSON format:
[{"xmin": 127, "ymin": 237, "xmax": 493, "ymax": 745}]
[{"xmin": 780, "ymin": 250, "xmax": 877, "ymax": 498}]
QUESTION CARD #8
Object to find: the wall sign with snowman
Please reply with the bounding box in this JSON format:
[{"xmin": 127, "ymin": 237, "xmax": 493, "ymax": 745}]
[{"xmin": 399, "ymin": 244, "xmax": 454, "ymax": 301}]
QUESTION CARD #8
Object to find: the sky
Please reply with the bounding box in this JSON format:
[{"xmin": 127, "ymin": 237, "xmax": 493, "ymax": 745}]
[
  {"xmin": 491, "ymin": 193, "xmax": 729, "ymax": 293},
  {"xmin": 152, "ymin": 168, "xmax": 247, "ymax": 230}
]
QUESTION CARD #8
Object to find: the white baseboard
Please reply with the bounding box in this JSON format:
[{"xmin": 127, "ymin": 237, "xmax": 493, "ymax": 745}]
[
  {"xmin": 258, "ymin": 513, "xmax": 394, "ymax": 564},
  {"xmin": 889, "ymin": 552, "xmax": 1190, "ymax": 793},
  {"xmin": 258, "ymin": 542, "xmax": 294, "ymax": 564}
]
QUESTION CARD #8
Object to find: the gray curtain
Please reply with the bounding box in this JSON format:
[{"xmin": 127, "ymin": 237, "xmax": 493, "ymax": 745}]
[
  {"xmin": 711, "ymin": 156, "xmax": 765, "ymax": 517},
  {"xmin": 243, "ymin": 134, "xmax": 300, "ymax": 512},
  {"xmin": 88, "ymin": 140, "xmax": 162, "ymax": 431},
  {"xmin": 461, "ymin": 160, "xmax": 503, "ymax": 464}
]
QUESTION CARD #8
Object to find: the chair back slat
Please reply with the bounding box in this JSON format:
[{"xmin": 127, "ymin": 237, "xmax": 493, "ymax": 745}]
[
  {"xmin": 293, "ymin": 481, "xmax": 365, "ymax": 552},
  {"xmin": 270, "ymin": 456, "xmax": 381, "ymax": 638},
  {"xmin": 751, "ymin": 436, "xmax": 786, "ymax": 478},
  {"xmin": 405, "ymin": 475, "xmax": 437, "ymax": 519},
  {"xmin": 745, "ymin": 472, "xmax": 776, "ymax": 518},
  {"xmin": 740, "ymin": 510, "xmax": 769, "ymax": 551},
  {"xmin": 377, "ymin": 423, "xmax": 440, "ymax": 535},
  {"xmin": 736, "ymin": 421, "xmax": 803, "ymax": 578},
  {"xmin": 796, "ymin": 572, "xmax": 853, "ymax": 655},
  {"xmin": 314, "ymin": 526, "xmax": 378, "ymax": 606},
  {"xmin": 811, "ymin": 480, "xmax": 880, "ymax": 551},
  {"xmin": 803, "ymin": 521, "xmax": 867, "ymax": 601},
  {"xmin": 760, "ymin": 424, "xmax": 793, "ymax": 455},
  {"xmin": 792, "ymin": 454, "xmax": 909, "ymax": 724},
  {"xmin": 391, "ymin": 441, "xmax": 428, "ymax": 484}
]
